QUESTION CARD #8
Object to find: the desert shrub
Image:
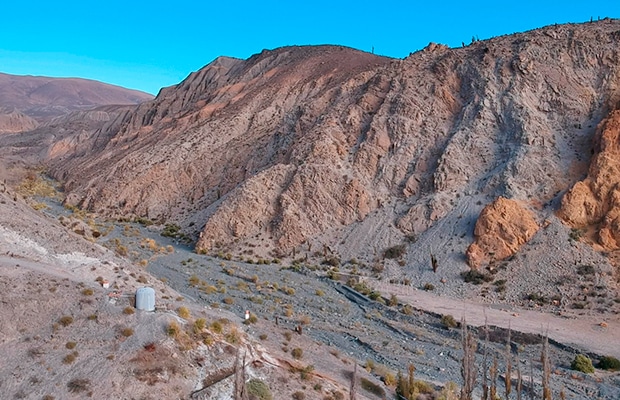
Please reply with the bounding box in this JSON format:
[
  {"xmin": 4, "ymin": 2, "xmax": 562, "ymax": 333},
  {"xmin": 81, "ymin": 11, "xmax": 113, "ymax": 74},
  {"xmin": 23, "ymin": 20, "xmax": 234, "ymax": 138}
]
[
  {"xmin": 65, "ymin": 341, "xmax": 77, "ymax": 349},
  {"xmin": 246, "ymin": 379, "xmax": 273, "ymax": 400},
  {"xmin": 388, "ymin": 294, "xmax": 399, "ymax": 306},
  {"xmin": 462, "ymin": 269, "xmax": 493, "ymax": 284},
  {"xmin": 244, "ymin": 314, "xmax": 258, "ymax": 325},
  {"xmin": 63, "ymin": 352, "xmax": 77, "ymax": 364},
  {"xmin": 569, "ymin": 228, "xmax": 584, "ymax": 241},
  {"xmin": 321, "ymin": 256, "xmax": 341, "ymax": 267},
  {"xmin": 81, "ymin": 288, "xmax": 94, "ymax": 296},
  {"xmin": 422, "ymin": 283, "xmax": 435, "ymax": 291},
  {"xmin": 577, "ymin": 265, "xmax": 595, "ymax": 276},
  {"xmin": 67, "ymin": 378, "xmax": 90, "ymax": 393},
  {"xmin": 188, "ymin": 275, "xmax": 199, "ymax": 286},
  {"xmin": 384, "ymin": 372, "xmax": 397, "ymax": 387},
  {"xmin": 291, "ymin": 347, "xmax": 303, "ymax": 360},
  {"xmin": 315, "ymin": 289, "xmax": 324, "ymax": 296},
  {"xmin": 58, "ymin": 316, "xmax": 73, "ymax": 327},
  {"xmin": 177, "ymin": 306, "xmax": 191, "ymax": 319},
  {"xmin": 167, "ymin": 321, "xmax": 181, "ymax": 337},
  {"xmin": 223, "ymin": 297, "xmax": 234, "ymax": 305},
  {"xmin": 440, "ymin": 314, "xmax": 457, "ymax": 329},
  {"xmin": 259, "ymin": 333, "xmax": 268, "ymax": 340},
  {"xmin": 361, "ymin": 377, "xmax": 386, "ymax": 397},
  {"xmin": 123, "ymin": 307, "xmax": 135, "ymax": 315},
  {"xmin": 292, "ymin": 391, "xmax": 305, "ymax": 400},
  {"xmin": 161, "ymin": 223, "xmax": 181, "ymax": 238},
  {"xmin": 210, "ymin": 321, "xmax": 223, "ymax": 334},
  {"xmin": 383, "ymin": 244, "xmax": 406, "ymax": 259},
  {"xmin": 598, "ymin": 356, "xmax": 620, "ymax": 371},
  {"xmin": 571, "ymin": 354, "xmax": 595, "ymax": 373},
  {"xmin": 121, "ymin": 327, "xmax": 134, "ymax": 337},
  {"xmin": 225, "ymin": 327, "xmax": 240, "ymax": 344},
  {"xmin": 193, "ymin": 318, "xmax": 207, "ymax": 333}
]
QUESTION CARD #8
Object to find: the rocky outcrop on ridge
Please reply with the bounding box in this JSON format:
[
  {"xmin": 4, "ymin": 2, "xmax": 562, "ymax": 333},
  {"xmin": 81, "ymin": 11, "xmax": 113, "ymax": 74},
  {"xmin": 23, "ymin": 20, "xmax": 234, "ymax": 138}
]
[
  {"xmin": 0, "ymin": 109, "xmax": 38, "ymax": 133},
  {"xmin": 466, "ymin": 197, "xmax": 539, "ymax": 269},
  {"xmin": 558, "ymin": 108, "xmax": 620, "ymax": 250},
  {"xmin": 6, "ymin": 20, "xmax": 620, "ymax": 266}
]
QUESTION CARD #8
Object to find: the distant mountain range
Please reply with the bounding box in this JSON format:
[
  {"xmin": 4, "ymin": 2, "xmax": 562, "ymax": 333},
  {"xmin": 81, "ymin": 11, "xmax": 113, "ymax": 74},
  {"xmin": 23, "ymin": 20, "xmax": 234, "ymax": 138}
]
[{"xmin": 0, "ymin": 72, "xmax": 153, "ymax": 132}]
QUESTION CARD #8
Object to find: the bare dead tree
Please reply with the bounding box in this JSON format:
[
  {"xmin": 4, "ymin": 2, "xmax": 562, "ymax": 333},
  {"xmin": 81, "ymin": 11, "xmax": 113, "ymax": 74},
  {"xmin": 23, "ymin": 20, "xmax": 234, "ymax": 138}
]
[
  {"xmin": 482, "ymin": 320, "xmax": 489, "ymax": 400},
  {"xmin": 515, "ymin": 346, "xmax": 522, "ymax": 400},
  {"xmin": 528, "ymin": 356, "xmax": 534, "ymax": 400},
  {"xmin": 541, "ymin": 332, "xmax": 552, "ymax": 400},
  {"xmin": 234, "ymin": 349, "xmax": 248, "ymax": 400},
  {"xmin": 350, "ymin": 363, "xmax": 358, "ymax": 400},
  {"xmin": 505, "ymin": 324, "xmax": 512, "ymax": 399},
  {"xmin": 460, "ymin": 318, "xmax": 477, "ymax": 400},
  {"xmin": 431, "ymin": 252, "xmax": 438, "ymax": 273},
  {"xmin": 490, "ymin": 355, "xmax": 498, "ymax": 400}
]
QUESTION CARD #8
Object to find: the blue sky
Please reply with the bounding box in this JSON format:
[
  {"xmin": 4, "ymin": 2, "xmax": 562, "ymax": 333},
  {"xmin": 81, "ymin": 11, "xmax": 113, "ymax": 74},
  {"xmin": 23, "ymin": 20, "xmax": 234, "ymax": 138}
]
[{"xmin": 1, "ymin": 1, "xmax": 617, "ymax": 95}]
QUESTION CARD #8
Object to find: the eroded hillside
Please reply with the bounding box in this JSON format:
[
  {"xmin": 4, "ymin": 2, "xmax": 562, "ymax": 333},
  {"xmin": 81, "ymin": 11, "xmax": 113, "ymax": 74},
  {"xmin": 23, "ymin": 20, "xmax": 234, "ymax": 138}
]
[{"xmin": 34, "ymin": 22, "xmax": 619, "ymax": 265}]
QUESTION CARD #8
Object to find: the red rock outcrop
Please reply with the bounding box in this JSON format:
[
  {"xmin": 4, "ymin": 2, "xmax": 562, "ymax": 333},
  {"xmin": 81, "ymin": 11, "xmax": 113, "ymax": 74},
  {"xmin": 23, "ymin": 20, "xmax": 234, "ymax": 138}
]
[
  {"xmin": 466, "ymin": 197, "xmax": 539, "ymax": 269},
  {"xmin": 558, "ymin": 109, "xmax": 620, "ymax": 249}
]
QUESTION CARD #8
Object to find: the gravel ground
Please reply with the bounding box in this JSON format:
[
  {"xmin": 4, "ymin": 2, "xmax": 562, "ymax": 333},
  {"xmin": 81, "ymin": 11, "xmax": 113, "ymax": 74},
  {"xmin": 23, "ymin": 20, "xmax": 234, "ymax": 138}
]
[{"xmin": 16, "ymin": 192, "xmax": 620, "ymax": 399}]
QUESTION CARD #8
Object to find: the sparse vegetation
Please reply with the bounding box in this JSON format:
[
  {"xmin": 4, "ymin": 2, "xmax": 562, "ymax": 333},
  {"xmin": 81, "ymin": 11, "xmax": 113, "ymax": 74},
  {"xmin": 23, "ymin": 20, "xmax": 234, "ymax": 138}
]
[
  {"xmin": 245, "ymin": 379, "xmax": 273, "ymax": 400},
  {"xmin": 571, "ymin": 354, "xmax": 595, "ymax": 373},
  {"xmin": 123, "ymin": 306, "xmax": 135, "ymax": 315},
  {"xmin": 598, "ymin": 356, "xmax": 620, "ymax": 371},
  {"xmin": 292, "ymin": 391, "xmax": 305, "ymax": 400},
  {"xmin": 383, "ymin": 244, "xmax": 406, "ymax": 259},
  {"xmin": 462, "ymin": 269, "xmax": 493, "ymax": 285},
  {"xmin": 291, "ymin": 347, "xmax": 303, "ymax": 360},
  {"xmin": 177, "ymin": 306, "xmax": 191, "ymax": 319},
  {"xmin": 577, "ymin": 264, "xmax": 595, "ymax": 276},
  {"xmin": 121, "ymin": 327, "xmax": 134, "ymax": 337},
  {"xmin": 67, "ymin": 378, "xmax": 91, "ymax": 393},
  {"xmin": 361, "ymin": 377, "xmax": 386, "ymax": 397},
  {"xmin": 58, "ymin": 315, "xmax": 73, "ymax": 327},
  {"xmin": 441, "ymin": 314, "xmax": 458, "ymax": 329},
  {"xmin": 81, "ymin": 288, "xmax": 94, "ymax": 296},
  {"xmin": 63, "ymin": 352, "xmax": 78, "ymax": 364}
]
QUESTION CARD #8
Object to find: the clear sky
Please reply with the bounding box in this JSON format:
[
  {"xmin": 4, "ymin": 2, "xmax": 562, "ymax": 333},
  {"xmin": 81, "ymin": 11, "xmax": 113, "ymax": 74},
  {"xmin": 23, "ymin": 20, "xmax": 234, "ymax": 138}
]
[{"xmin": 1, "ymin": 1, "xmax": 617, "ymax": 95}]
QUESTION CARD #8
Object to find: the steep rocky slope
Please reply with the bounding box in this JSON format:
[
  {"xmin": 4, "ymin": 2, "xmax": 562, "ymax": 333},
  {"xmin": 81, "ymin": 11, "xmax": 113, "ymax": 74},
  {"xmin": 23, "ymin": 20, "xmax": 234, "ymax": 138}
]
[{"xmin": 38, "ymin": 20, "xmax": 620, "ymax": 270}]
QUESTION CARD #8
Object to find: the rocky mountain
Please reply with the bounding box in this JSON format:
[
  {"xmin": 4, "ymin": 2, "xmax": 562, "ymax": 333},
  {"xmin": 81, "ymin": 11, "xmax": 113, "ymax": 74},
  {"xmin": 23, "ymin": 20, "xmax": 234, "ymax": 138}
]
[
  {"xmin": 35, "ymin": 19, "xmax": 620, "ymax": 266},
  {"xmin": 0, "ymin": 72, "xmax": 153, "ymax": 132}
]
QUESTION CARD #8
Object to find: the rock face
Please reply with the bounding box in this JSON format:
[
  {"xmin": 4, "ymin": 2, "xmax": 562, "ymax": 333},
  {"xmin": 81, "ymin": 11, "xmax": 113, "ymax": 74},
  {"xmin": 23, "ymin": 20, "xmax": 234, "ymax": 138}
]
[
  {"xmin": 5, "ymin": 20, "xmax": 620, "ymax": 261},
  {"xmin": 466, "ymin": 197, "xmax": 539, "ymax": 269},
  {"xmin": 558, "ymin": 109, "xmax": 620, "ymax": 249}
]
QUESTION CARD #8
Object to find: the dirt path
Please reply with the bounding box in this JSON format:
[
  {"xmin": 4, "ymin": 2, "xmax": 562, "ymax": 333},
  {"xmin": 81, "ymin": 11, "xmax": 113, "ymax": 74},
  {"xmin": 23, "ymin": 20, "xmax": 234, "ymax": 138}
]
[
  {"xmin": 0, "ymin": 255, "xmax": 77, "ymax": 281},
  {"xmin": 368, "ymin": 279, "xmax": 620, "ymax": 358}
]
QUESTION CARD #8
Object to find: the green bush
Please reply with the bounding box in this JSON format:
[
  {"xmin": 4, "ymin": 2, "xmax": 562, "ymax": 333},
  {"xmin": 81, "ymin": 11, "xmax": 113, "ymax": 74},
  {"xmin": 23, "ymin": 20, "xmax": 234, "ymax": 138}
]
[
  {"xmin": 571, "ymin": 354, "xmax": 595, "ymax": 373},
  {"xmin": 598, "ymin": 356, "xmax": 620, "ymax": 371},
  {"xmin": 246, "ymin": 379, "xmax": 273, "ymax": 400}
]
